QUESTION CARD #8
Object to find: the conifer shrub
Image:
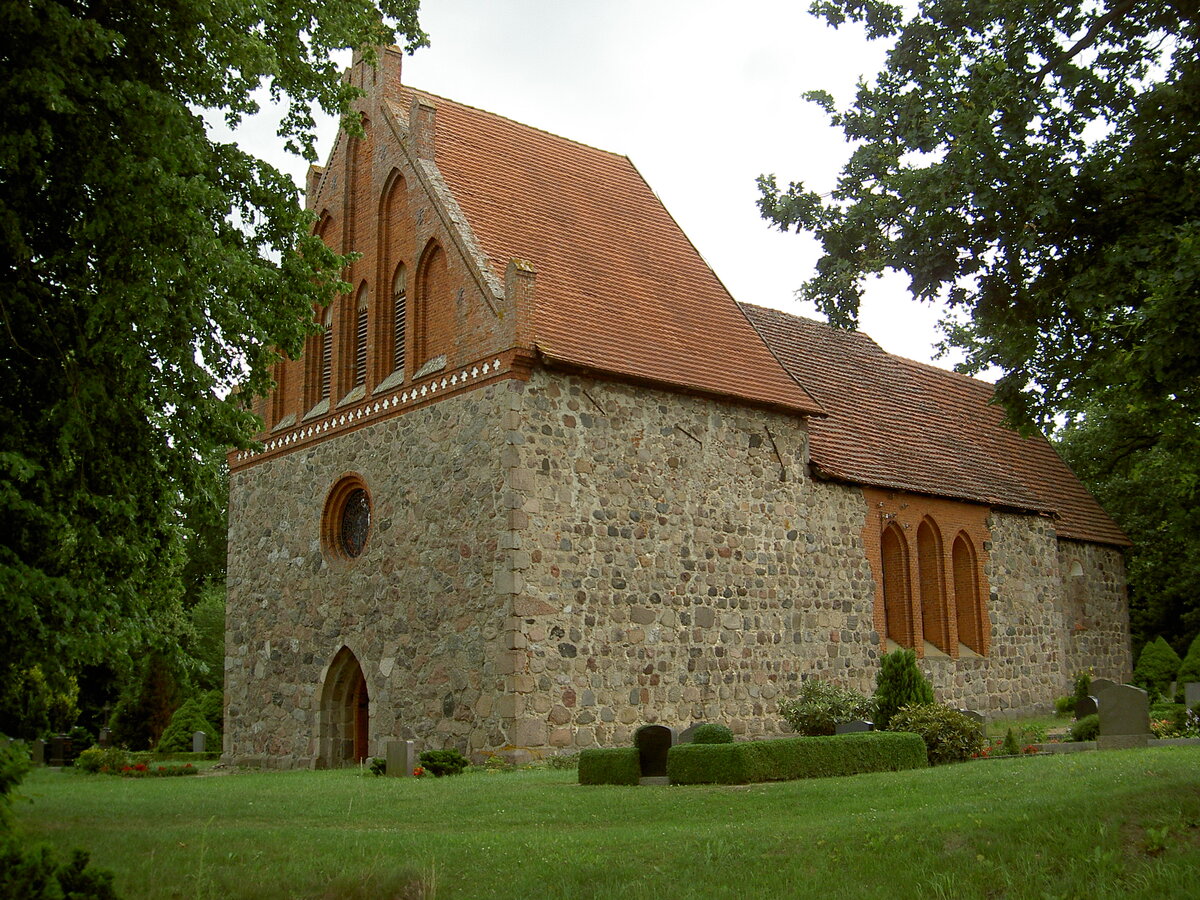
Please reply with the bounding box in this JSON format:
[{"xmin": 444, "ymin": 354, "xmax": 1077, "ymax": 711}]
[
  {"xmin": 155, "ymin": 696, "xmax": 218, "ymax": 753},
  {"xmin": 578, "ymin": 747, "xmax": 640, "ymax": 785},
  {"xmin": 872, "ymin": 649, "xmax": 935, "ymax": 729},
  {"xmin": 1132, "ymin": 636, "xmax": 1182, "ymax": 702},
  {"xmin": 418, "ymin": 749, "xmax": 469, "ymax": 777},
  {"xmin": 689, "ymin": 724, "xmax": 734, "ymax": 744},
  {"xmin": 1175, "ymin": 634, "xmax": 1200, "ymax": 702},
  {"xmin": 666, "ymin": 732, "xmax": 926, "ymax": 785},
  {"xmin": 887, "ymin": 704, "xmax": 984, "ymax": 765},
  {"xmin": 1070, "ymin": 714, "xmax": 1100, "ymax": 742},
  {"xmin": 778, "ymin": 679, "xmax": 873, "ymax": 736},
  {"xmin": 1001, "ymin": 728, "xmax": 1021, "ymax": 757}
]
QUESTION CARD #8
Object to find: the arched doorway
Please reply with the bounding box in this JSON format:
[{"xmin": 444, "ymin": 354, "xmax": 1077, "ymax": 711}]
[{"xmin": 318, "ymin": 647, "xmax": 370, "ymax": 768}]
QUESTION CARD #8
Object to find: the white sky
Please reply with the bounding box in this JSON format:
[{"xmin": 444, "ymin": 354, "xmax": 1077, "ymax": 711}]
[{"xmin": 232, "ymin": 0, "xmax": 967, "ymax": 371}]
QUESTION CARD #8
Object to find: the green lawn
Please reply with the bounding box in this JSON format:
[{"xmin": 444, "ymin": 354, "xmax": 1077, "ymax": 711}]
[{"xmin": 14, "ymin": 746, "xmax": 1200, "ymax": 899}]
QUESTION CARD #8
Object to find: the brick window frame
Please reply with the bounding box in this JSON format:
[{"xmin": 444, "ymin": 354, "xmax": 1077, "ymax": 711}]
[
  {"xmin": 321, "ymin": 474, "xmax": 372, "ymax": 564},
  {"xmin": 917, "ymin": 518, "xmax": 951, "ymax": 654},
  {"xmin": 952, "ymin": 532, "xmax": 988, "ymax": 655}
]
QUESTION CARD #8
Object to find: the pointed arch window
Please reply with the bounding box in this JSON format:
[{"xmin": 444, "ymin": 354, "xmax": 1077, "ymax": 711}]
[
  {"xmin": 881, "ymin": 523, "xmax": 914, "ymax": 649},
  {"xmin": 953, "ymin": 533, "xmax": 987, "ymax": 655},
  {"xmin": 354, "ymin": 283, "xmax": 369, "ymax": 387},
  {"xmin": 392, "ymin": 264, "xmax": 407, "ymax": 373},
  {"xmin": 321, "ymin": 306, "xmax": 333, "ymax": 400},
  {"xmin": 917, "ymin": 519, "xmax": 950, "ymax": 654}
]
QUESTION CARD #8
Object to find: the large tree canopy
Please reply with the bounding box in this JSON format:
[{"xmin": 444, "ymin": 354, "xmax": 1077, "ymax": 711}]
[
  {"xmin": 758, "ymin": 0, "xmax": 1198, "ymax": 431},
  {"xmin": 0, "ymin": 1, "xmax": 425, "ymax": 695}
]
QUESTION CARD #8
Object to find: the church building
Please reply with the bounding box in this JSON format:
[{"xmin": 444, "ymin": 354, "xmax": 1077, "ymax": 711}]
[{"xmin": 224, "ymin": 48, "xmax": 1131, "ymax": 768}]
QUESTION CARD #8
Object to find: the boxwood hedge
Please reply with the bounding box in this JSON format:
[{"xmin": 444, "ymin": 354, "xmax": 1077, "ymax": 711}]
[
  {"xmin": 578, "ymin": 747, "xmax": 640, "ymax": 785},
  {"xmin": 667, "ymin": 731, "xmax": 926, "ymax": 785}
]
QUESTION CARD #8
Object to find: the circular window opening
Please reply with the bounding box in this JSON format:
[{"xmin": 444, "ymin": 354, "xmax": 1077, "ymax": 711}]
[{"xmin": 323, "ymin": 476, "xmax": 372, "ymax": 561}]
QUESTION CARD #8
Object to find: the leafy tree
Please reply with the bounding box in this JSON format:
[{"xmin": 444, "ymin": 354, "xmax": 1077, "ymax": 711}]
[
  {"xmin": 758, "ymin": 0, "xmax": 1199, "ymax": 434},
  {"xmin": 1058, "ymin": 398, "xmax": 1200, "ymax": 652},
  {"xmin": 0, "ymin": 2, "xmax": 426, "ymax": 701}
]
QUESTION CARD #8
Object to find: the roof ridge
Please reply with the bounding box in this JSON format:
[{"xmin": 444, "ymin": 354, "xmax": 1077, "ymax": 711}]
[{"xmin": 401, "ymin": 85, "xmax": 634, "ymax": 164}]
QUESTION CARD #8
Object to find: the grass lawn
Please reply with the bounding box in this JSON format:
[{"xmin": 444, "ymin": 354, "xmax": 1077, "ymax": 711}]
[{"xmin": 13, "ymin": 746, "xmax": 1200, "ymax": 899}]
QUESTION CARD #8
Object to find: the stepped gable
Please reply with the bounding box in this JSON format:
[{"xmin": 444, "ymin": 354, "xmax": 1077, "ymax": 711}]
[
  {"xmin": 389, "ymin": 87, "xmax": 823, "ymax": 417},
  {"xmin": 741, "ymin": 303, "xmax": 1129, "ymax": 547}
]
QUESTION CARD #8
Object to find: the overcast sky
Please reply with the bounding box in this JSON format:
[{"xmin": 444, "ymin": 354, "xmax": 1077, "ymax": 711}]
[{"xmin": 231, "ymin": 0, "xmax": 967, "ymax": 371}]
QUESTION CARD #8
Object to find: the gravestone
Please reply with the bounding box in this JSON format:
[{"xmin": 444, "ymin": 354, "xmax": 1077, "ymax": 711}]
[
  {"xmin": 386, "ymin": 740, "xmax": 416, "ymax": 778},
  {"xmin": 1089, "ymin": 678, "xmax": 1117, "ymax": 695},
  {"xmin": 834, "ymin": 720, "xmax": 874, "ymax": 734},
  {"xmin": 1185, "ymin": 682, "xmax": 1200, "ymax": 709},
  {"xmin": 31, "ymin": 739, "xmax": 45, "ymax": 765},
  {"xmin": 48, "ymin": 734, "xmax": 72, "ymax": 767},
  {"xmin": 1075, "ymin": 695, "xmax": 1099, "ymax": 719},
  {"xmin": 1096, "ymin": 683, "xmax": 1150, "ymax": 751},
  {"xmin": 634, "ymin": 724, "xmax": 674, "ymax": 779},
  {"xmin": 678, "ymin": 723, "xmax": 707, "ymax": 744},
  {"xmin": 192, "ymin": 731, "xmax": 207, "ymax": 753},
  {"xmin": 98, "ymin": 727, "xmax": 111, "ymax": 748}
]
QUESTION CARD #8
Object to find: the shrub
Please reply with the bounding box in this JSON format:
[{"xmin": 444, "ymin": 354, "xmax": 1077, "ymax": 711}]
[
  {"xmin": 1001, "ymin": 728, "xmax": 1021, "ymax": 756},
  {"xmin": 778, "ymin": 679, "xmax": 873, "ymax": 736},
  {"xmin": 689, "ymin": 724, "xmax": 734, "ymax": 744},
  {"xmin": 1071, "ymin": 668, "xmax": 1093, "ymax": 708},
  {"xmin": 1132, "ymin": 636, "xmax": 1182, "ymax": 702},
  {"xmin": 1053, "ymin": 695, "xmax": 1076, "ymax": 717},
  {"xmin": 667, "ymin": 731, "xmax": 926, "ymax": 785},
  {"xmin": 75, "ymin": 747, "xmax": 133, "ymax": 774},
  {"xmin": 0, "ymin": 741, "xmax": 31, "ymax": 827},
  {"xmin": 1071, "ymin": 714, "xmax": 1100, "ymax": 742},
  {"xmin": 1175, "ymin": 634, "xmax": 1200, "ymax": 702},
  {"xmin": 418, "ymin": 749, "xmax": 469, "ymax": 777},
  {"xmin": 368, "ymin": 757, "xmax": 387, "ymax": 776},
  {"xmin": 578, "ymin": 747, "xmax": 640, "ymax": 785},
  {"xmin": 0, "ymin": 837, "xmax": 120, "ymax": 899},
  {"xmin": 887, "ymin": 704, "xmax": 984, "ymax": 765},
  {"xmin": 873, "ymin": 649, "xmax": 935, "ymax": 729}
]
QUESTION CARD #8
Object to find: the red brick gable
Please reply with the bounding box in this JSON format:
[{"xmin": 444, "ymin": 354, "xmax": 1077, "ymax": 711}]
[
  {"xmin": 389, "ymin": 86, "xmax": 824, "ymax": 417},
  {"xmin": 740, "ymin": 304, "xmax": 1129, "ymax": 547}
]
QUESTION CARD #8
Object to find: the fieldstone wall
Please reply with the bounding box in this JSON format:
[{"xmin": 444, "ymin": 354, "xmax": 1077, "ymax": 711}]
[
  {"xmin": 1058, "ymin": 540, "xmax": 1132, "ymax": 682},
  {"xmin": 226, "ymin": 368, "xmax": 1132, "ymax": 766},
  {"xmin": 225, "ymin": 384, "xmax": 511, "ymax": 768},
  {"xmin": 499, "ymin": 370, "xmax": 879, "ymax": 749}
]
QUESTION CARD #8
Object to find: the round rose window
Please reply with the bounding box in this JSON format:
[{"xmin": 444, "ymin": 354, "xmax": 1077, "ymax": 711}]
[
  {"xmin": 340, "ymin": 488, "xmax": 371, "ymax": 558},
  {"xmin": 322, "ymin": 476, "xmax": 372, "ymax": 562}
]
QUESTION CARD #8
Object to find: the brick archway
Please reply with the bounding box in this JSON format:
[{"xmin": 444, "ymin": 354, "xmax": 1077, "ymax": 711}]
[{"xmin": 318, "ymin": 647, "xmax": 370, "ymax": 768}]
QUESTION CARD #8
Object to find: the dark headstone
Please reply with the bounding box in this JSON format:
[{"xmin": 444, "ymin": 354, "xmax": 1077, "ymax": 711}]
[
  {"xmin": 1089, "ymin": 678, "xmax": 1118, "ymax": 696},
  {"xmin": 1076, "ymin": 695, "xmax": 1099, "ymax": 719},
  {"xmin": 634, "ymin": 724, "xmax": 674, "ymax": 778},
  {"xmin": 1097, "ymin": 683, "xmax": 1150, "ymax": 750},
  {"xmin": 834, "ymin": 720, "xmax": 874, "ymax": 734},
  {"xmin": 98, "ymin": 727, "xmax": 111, "ymax": 749},
  {"xmin": 30, "ymin": 739, "xmax": 45, "ymax": 766},
  {"xmin": 678, "ymin": 723, "xmax": 707, "ymax": 744},
  {"xmin": 48, "ymin": 734, "xmax": 72, "ymax": 767}
]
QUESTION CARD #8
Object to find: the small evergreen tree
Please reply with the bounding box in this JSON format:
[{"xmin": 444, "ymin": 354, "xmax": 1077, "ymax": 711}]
[
  {"xmin": 1174, "ymin": 634, "xmax": 1200, "ymax": 702},
  {"xmin": 873, "ymin": 649, "xmax": 935, "ymax": 729},
  {"xmin": 155, "ymin": 696, "xmax": 218, "ymax": 753},
  {"xmin": 1132, "ymin": 636, "xmax": 1182, "ymax": 702}
]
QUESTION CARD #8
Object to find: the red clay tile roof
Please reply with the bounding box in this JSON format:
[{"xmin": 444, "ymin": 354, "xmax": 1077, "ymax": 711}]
[
  {"xmin": 396, "ymin": 88, "xmax": 823, "ymax": 416},
  {"xmin": 741, "ymin": 304, "xmax": 1129, "ymax": 547}
]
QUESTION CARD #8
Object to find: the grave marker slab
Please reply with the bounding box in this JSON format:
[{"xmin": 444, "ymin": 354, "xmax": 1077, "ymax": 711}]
[
  {"xmin": 31, "ymin": 739, "xmax": 44, "ymax": 766},
  {"xmin": 386, "ymin": 740, "xmax": 416, "ymax": 777},
  {"xmin": 192, "ymin": 731, "xmax": 207, "ymax": 753},
  {"xmin": 1076, "ymin": 696, "xmax": 1099, "ymax": 719},
  {"xmin": 1185, "ymin": 682, "xmax": 1200, "ymax": 709},
  {"xmin": 1097, "ymin": 683, "xmax": 1150, "ymax": 750},
  {"xmin": 834, "ymin": 720, "xmax": 874, "ymax": 734}
]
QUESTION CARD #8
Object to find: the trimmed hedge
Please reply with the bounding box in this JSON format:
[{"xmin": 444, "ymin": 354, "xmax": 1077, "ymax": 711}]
[
  {"xmin": 578, "ymin": 747, "xmax": 640, "ymax": 785},
  {"xmin": 689, "ymin": 723, "xmax": 734, "ymax": 744},
  {"xmin": 667, "ymin": 732, "xmax": 927, "ymax": 785}
]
